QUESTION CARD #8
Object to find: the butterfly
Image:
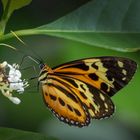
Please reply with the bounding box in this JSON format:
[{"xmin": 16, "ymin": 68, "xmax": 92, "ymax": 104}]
[{"xmin": 37, "ymin": 56, "xmax": 137, "ymax": 127}]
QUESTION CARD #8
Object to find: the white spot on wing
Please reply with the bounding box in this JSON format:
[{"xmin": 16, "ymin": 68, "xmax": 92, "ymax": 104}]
[
  {"xmin": 122, "ymin": 69, "xmax": 127, "ymax": 75},
  {"xmin": 118, "ymin": 61, "xmax": 124, "ymax": 68}
]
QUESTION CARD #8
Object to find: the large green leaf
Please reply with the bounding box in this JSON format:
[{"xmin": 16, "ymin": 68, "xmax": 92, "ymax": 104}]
[
  {"xmin": 1, "ymin": 0, "xmax": 140, "ymax": 52},
  {"xmin": 35, "ymin": 0, "xmax": 140, "ymax": 52},
  {"xmin": 0, "ymin": 127, "xmax": 57, "ymax": 140}
]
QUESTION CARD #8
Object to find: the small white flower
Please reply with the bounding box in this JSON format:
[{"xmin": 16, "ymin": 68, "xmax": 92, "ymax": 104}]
[
  {"xmin": 0, "ymin": 61, "xmax": 29, "ymax": 104},
  {"xmin": 9, "ymin": 96, "xmax": 21, "ymax": 104},
  {"xmin": 7, "ymin": 63, "xmax": 29, "ymax": 93}
]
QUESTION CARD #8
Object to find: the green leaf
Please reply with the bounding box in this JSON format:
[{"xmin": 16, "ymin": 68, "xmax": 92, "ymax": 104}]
[
  {"xmin": 2, "ymin": 0, "xmax": 32, "ymax": 16},
  {"xmin": 0, "ymin": 127, "xmax": 57, "ymax": 140},
  {"xmin": 1, "ymin": 0, "xmax": 140, "ymax": 52},
  {"xmin": 0, "ymin": 0, "xmax": 32, "ymax": 35},
  {"xmin": 35, "ymin": 0, "xmax": 140, "ymax": 52}
]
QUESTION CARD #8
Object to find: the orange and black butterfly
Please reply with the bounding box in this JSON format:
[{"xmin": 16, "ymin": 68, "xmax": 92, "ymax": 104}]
[{"xmin": 37, "ymin": 56, "xmax": 137, "ymax": 127}]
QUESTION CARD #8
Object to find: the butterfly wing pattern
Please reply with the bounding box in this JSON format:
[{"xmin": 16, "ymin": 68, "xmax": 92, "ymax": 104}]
[{"xmin": 38, "ymin": 56, "xmax": 137, "ymax": 127}]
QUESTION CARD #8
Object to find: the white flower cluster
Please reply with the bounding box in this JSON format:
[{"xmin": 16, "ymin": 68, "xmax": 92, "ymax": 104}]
[{"xmin": 0, "ymin": 61, "xmax": 29, "ymax": 104}]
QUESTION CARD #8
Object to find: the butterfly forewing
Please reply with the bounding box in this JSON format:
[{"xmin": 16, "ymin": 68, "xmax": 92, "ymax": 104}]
[
  {"xmin": 53, "ymin": 57, "xmax": 137, "ymax": 97},
  {"xmin": 39, "ymin": 56, "xmax": 137, "ymax": 127}
]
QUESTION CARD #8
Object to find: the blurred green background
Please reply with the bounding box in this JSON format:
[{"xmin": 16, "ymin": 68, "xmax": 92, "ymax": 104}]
[{"xmin": 0, "ymin": 0, "xmax": 140, "ymax": 140}]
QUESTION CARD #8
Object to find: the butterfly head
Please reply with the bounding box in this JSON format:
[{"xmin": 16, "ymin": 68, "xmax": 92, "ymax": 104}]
[
  {"xmin": 39, "ymin": 63, "xmax": 45, "ymax": 70},
  {"xmin": 38, "ymin": 63, "xmax": 52, "ymax": 84}
]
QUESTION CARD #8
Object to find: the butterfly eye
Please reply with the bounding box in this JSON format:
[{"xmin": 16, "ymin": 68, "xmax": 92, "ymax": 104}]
[{"xmin": 39, "ymin": 63, "xmax": 45, "ymax": 69}]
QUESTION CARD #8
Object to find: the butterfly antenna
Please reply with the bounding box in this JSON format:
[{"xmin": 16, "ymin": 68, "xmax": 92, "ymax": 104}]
[
  {"xmin": 10, "ymin": 30, "xmax": 44, "ymax": 63},
  {"xmin": 27, "ymin": 55, "xmax": 40, "ymax": 64}
]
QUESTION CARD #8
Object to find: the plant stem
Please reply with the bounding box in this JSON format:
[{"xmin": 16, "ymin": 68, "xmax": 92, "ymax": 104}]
[
  {"xmin": 0, "ymin": 21, "xmax": 5, "ymax": 35},
  {"xmin": 0, "ymin": 28, "xmax": 65, "ymax": 41},
  {"xmin": 0, "ymin": 29, "xmax": 39, "ymax": 41},
  {"xmin": 0, "ymin": 0, "xmax": 12, "ymax": 35}
]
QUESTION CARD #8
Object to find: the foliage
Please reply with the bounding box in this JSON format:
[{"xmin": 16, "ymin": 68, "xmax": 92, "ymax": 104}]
[{"xmin": 0, "ymin": 127, "xmax": 57, "ymax": 140}]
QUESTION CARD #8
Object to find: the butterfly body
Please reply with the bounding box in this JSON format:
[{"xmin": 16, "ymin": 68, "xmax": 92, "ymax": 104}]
[{"xmin": 38, "ymin": 56, "xmax": 137, "ymax": 127}]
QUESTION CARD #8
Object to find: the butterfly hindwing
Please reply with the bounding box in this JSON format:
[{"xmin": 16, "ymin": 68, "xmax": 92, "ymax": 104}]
[
  {"xmin": 42, "ymin": 74, "xmax": 90, "ymax": 127},
  {"xmin": 50, "ymin": 74, "xmax": 115, "ymax": 119}
]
